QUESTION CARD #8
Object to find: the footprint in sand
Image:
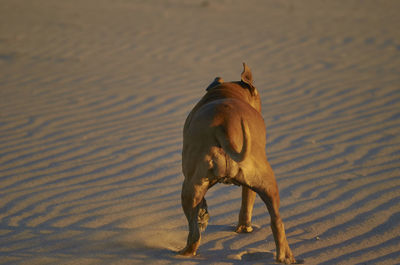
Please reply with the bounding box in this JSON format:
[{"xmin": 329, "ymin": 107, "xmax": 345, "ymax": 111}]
[
  {"xmin": 228, "ymin": 250, "xmax": 274, "ymax": 262},
  {"xmin": 240, "ymin": 251, "xmax": 273, "ymax": 261}
]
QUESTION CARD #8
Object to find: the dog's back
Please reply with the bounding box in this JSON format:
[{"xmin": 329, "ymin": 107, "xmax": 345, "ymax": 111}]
[{"xmin": 182, "ymin": 66, "xmax": 268, "ymax": 186}]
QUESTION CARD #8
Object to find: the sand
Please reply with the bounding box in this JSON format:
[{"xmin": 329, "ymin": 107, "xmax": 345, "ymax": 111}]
[{"xmin": 1, "ymin": 0, "xmax": 399, "ymax": 264}]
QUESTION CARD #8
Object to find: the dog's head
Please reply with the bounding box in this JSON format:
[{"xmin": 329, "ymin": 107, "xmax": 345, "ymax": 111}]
[{"xmin": 205, "ymin": 63, "xmax": 261, "ymax": 112}]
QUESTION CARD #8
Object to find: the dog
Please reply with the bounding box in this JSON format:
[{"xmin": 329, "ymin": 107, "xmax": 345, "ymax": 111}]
[{"xmin": 180, "ymin": 63, "xmax": 297, "ymax": 264}]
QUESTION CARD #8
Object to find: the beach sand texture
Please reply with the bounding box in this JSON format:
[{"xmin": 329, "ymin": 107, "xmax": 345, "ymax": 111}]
[{"xmin": 1, "ymin": 0, "xmax": 400, "ymax": 264}]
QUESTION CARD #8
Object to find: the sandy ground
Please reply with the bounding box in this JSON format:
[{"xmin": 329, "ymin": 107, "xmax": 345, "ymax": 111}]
[{"xmin": 1, "ymin": 0, "xmax": 400, "ymax": 264}]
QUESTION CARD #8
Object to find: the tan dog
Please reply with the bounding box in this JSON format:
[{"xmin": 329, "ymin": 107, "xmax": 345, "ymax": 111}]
[{"xmin": 180, "ymin": 63, "xmax": 297, "ymax": 264}]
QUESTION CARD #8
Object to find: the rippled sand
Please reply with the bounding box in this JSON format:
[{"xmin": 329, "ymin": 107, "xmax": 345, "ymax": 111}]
[{"xmin": 1, "ymin": 0, "xmax": 399, "ymax": 264}]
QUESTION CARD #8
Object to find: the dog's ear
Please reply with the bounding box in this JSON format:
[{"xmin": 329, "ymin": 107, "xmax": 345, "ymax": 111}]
[
  {"xmin": 241, "ymin": 63, "xmax": 257, "ymax": 95},
  {"xmin": 206, "ymin": 77, "xmax": 224, "ymax": 91}
]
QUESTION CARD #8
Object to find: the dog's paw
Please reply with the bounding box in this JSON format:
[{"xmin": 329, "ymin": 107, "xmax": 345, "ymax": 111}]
[
  {"xmin": 276, "ymin": 249, "xmax": 299, "ymax": 264},
  {"xmin": 198, "ymin": 208, "xmax": 209, "ymax": 232},
  {"xmin": 277, "ymin": 256, "xmax": 302, "ymax": 264},
  {"xmin": 198, "ymin": 221, "xmax": 208, "ymax": 232},
  {"xmin": 235, "ymin": 224, "xmax": 253, "ymax": 233},
  {"xmin": 177, "ymin": 247, "xmax": 197, "ymax": 257}
]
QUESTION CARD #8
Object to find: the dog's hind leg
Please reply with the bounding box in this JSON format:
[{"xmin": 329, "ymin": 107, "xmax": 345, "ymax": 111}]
[
  {"xmin": 241, "ymin": 165, "xmax": 296, "ymax": 264},
  {"xmin": 235, "ymin": 186, "xmax": 256, "ymax": 233},
  {"xmin": 179, "ymin": 178, "xmax": 209, "ymax": 256},
  {"xmin": 259, "ymin": 183, "xmax": 296, "ymax": 264},
  {"xmin": 198, "ymin": 198, "xmax": 209, "ymax": 232}
]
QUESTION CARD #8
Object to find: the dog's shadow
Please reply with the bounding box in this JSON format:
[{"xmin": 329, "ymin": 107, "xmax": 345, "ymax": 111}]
[
  {"xmin": 172, "ymin": 224, "xmax": 276, "ymax": 264},
  {"xmin": 165, "ymin": 224, "xmax": 303, "ymax": 264},
  {"xmin": 168, "ymin": 249, "xmax": 275, "ymax": 265},
  {"xmin": 107, "ymin": 225, "xmax": 302, "ymax": 264}
]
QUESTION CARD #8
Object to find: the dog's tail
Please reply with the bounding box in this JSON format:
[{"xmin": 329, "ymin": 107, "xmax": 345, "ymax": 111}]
[{"xmin": 216, "ymin": 119, "xmax": 251, "ymax": 163}]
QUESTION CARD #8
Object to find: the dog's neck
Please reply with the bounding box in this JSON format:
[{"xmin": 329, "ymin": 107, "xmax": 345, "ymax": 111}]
[{"xmin": 200, "ymin": 82, "xmax": 262, "ymax": 113}]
